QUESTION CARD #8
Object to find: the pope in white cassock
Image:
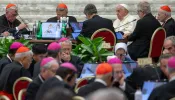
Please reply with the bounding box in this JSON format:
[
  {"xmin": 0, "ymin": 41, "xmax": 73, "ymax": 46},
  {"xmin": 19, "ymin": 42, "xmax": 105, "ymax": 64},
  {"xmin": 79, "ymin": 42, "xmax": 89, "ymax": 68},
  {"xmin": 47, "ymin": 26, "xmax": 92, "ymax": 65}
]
[{"xmin": 113, "ymin": 4, "xmax": 137, "ymax": 39}]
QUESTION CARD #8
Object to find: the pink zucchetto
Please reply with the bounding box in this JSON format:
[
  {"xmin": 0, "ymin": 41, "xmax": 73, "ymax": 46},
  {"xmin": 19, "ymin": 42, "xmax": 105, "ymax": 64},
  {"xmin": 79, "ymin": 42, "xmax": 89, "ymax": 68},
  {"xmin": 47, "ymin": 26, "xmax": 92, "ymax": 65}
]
[
  {"xmin": 40, "ymin": 57, "xmax": 55, "ymax": 67},
  {"xmin": 10, "ymin": 42, "xmax": 24, "ymax": 49},
  {"xmin": 107, "ymin": 57, "xmax": 122, "ymax": 64},
  {"xmin": 47, "ymin": 42, "xmax": 61, "ymax": 51},
  {"xmin": 168, "ymin": 57, "xmax": 175, "ymax": 68},
  {"xmin": 57, "ymin": 37, "xmax": 69, "ymax": 43},
  {"xmin": 60, "ymin": 62, "xmax": 77, "ymax": 72}
]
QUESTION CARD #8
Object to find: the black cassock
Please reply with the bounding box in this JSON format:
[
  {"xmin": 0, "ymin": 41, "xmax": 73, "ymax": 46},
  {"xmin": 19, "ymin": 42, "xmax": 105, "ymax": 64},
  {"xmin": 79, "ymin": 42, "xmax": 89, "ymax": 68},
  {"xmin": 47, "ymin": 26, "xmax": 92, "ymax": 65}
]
[
  {"xmin": 26, "ymin": 75, "xmax": 44, "ymax": 100},
  {"xmin": 163, "ymin": 17, "xmax": 175, "ymax": 37},
  {"xmin": 35, "ymin": 76, "xmax": 73, "ymax": 100},
  {"xmin": 0, "ymin": 61, "xmax": 31, "ymax": 94},
  {"xmin": 148, "ymin": 80, "xmax": 175, "ymax": 100},
  {"xmin": 77, "ymin": 81, "xmax": 107, "ymax": 97},
  {"xmin": 0, "ymin": 56, "xmax": 12, "ymax": 75}
]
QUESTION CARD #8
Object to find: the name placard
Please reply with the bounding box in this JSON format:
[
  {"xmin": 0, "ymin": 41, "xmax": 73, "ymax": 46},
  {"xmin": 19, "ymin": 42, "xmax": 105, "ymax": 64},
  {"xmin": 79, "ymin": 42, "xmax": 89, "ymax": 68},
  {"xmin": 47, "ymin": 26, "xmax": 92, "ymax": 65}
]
[{"xmin": 137, "ymin": 58, "xmax": 152, "ymax": 66}]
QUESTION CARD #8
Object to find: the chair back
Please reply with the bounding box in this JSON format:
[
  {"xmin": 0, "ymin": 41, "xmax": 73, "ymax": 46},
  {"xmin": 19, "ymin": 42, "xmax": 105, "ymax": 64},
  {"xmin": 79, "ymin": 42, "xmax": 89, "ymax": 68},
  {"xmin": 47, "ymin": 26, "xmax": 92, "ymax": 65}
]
[
  {"xmin": 91, "ymin": 28, "xmax": 116, "ymax": 51},
  {"xmin": 75, "ymin": 76, "xmax": 94, "ymax": 93},
  {"xmin": 170, "ymin": 97, "xmax": 175, "ymax": 100},
  {"xmin": 13, "ymin": 77, "xmax": 32, "ymax": 100},
  {"xmin": 0, "ymin": 95, "xmax": 10, "ymax": 100},
  {"xmin": 17, "ymin": 89, "xmax": 26, "ymax": 100},
  {"xmin": 73, "ymin": 96, "xmax": 85, "ymax": 100},
  {"xmin": 148, "ymin": 27, "xmax": 166, "ymax": 58}
]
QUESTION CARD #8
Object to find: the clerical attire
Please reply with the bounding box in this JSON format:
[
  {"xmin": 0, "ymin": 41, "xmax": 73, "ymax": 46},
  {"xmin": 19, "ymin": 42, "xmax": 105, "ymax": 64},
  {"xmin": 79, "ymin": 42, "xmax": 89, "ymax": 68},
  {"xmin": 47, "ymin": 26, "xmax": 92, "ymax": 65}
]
[
  {"xmin": 77, "ymin": 79, "xmax": 107, "ymax": 97},
  {"xmin": 0, "ymin": 61, "xmax": 31, "ymax": 94},
  {"xmin": 47, "ymin": 16, "xmax": 77, "ymax": 23},
  {"xmin": 162, "ymin": 17, "xmax": 175, "ymax": 37},
  {"xmin": 35, "ymin": 75, "xmax": 72, "ymax": 100},
  {"xmin": 0, "ymin": 55, "xmax": 12, "ymax": 75},
  {"xmin": 26, "ymin": 75, "xmax": 44, "ymax": 100}
]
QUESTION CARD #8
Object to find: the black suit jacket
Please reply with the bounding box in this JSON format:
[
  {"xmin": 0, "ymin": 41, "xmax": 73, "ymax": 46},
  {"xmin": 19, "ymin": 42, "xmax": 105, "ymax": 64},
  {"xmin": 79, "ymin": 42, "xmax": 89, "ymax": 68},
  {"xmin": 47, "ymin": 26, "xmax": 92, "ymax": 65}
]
[
  {"xmin": 163, "ymin": 17, "xmax": 175, "ymax": 37},
  {"xmin": 77, "ymin": 81, "xmax": 107, "ymax": 97},
  {"xmin": 32, "ymin": 61, "xmax": 41, "ymax": 79},
  {"xmin": 0, "ymin": 56, "xmax": 12, "ymax": 75},
  {"xmin": 35, "ymin": 76, "xmax": 72, "ymax": 100},
  {"xmin": 80, "ymin": 15, "xmax": 116, "ymax": 38},
  {"xmin": 148, "ymin": 80, "xmax": 175, "ymax": 100},
  {"xmin": 0, "ymin": 61, "xmax": 31, "ymax": 93},
  {"xmin": 47, "ymin": 16, "xmax": 77, "ymax": 23},
  {"xmin": 128, "ymin": 13, "xmax": 161, "ymax": 60},
  {"xmin": 26, "ymin": 75, "xmax": 44, "ymax": 100}
]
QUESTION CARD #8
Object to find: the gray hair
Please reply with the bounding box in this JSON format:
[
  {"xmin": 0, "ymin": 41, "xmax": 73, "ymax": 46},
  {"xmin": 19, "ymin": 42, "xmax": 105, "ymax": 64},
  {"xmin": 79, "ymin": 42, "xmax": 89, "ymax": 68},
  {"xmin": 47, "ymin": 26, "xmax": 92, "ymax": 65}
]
[
  {"xmin": 159, "ymin": 54, "xmax": 174, "ymax": 61},
  {"xmin": 159, "ymin": 9, "xmax": 171, "ymax": 17},
  {"xmin": 137, "ymin": 1, "xmax": 151, "ymax": 14},
  {"xmin": 14, "ymin": 51, "xmax": 33, "ymax": 60},
  {"xmin": 59, "ymin": 40, "xmax": 72, "ymax": 46},
  {"xmin": 86, "ymin": 88, "xmax": 128, "ymax": 100},
  {"xmin": 165, "ymin": 36, "xmax": 175, "ymax": 46},
  {"xmin": 84, "ymin": 3, "xmax": 97, "ymax": 15},
  {"xmin": 40, "ymin": 60, "xmax": 58, "ymax": 71}
]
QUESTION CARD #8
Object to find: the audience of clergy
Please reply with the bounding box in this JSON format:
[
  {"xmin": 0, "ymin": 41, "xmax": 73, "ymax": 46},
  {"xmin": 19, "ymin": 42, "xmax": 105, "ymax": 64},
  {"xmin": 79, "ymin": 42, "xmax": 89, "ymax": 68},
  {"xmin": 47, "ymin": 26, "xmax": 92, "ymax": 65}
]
[
  {"xmin": 0, "ymin": 46, "xmax": 32, "ymax": 94},
  {"xmin": 47, "ymin": 3, "xmax": 77, "ymax": 23},
  {"xmin": 148, "ymin": 56, "xmax": 175, "ymax": 100},
  {"xmin": 0, "ymin": 3, "xmax": 27, "ymax": 37},
  {"xmin": 157, "ymin": 5, "xmax": 175, "ymax": 37},
  {"xmin": 127, "ymin": 1, "xmax": 161, "ymax": 60},
  {"xmin": 33, "ymin": 42, "xmax": 61, "ymax": 78},
  {"xmin": 113, "ymin": 4, "xmax": 136, "ymax": 39},
  {"xmin": 77, "ymin": 63, "xmax": 113, "ymax": 97},
  {"xmin": 28, "ymin": 44, "xmax": 47, "ymax": 77},
  {"xmin": 58, "ymin": 37, "xmax": 84, "ymax": 77},
  {"xmin": 80, "ymin": 3, "xmax": 115, "ymax": 38},
  {"xmin": 35, "ymin": 62, "xmax": 77, "ymax": 100},
  {"xmin": 0, "ymin": 42, "xmax": 24, "ymax": 74},
  {"xmin": 26, "ymin": 57, "xmax": 59, "ymax": 100}
]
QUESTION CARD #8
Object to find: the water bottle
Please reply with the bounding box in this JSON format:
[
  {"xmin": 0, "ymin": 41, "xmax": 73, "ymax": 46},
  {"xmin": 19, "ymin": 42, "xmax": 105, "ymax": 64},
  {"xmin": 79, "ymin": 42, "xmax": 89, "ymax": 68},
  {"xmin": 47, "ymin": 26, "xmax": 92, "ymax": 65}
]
[
  {"xmin": 135, "ymin": 89, "xmax": 142, "ymax": 100},
  {"xmin": 32, "ymin": 21, "xmax": 36, "ymax": 39}
]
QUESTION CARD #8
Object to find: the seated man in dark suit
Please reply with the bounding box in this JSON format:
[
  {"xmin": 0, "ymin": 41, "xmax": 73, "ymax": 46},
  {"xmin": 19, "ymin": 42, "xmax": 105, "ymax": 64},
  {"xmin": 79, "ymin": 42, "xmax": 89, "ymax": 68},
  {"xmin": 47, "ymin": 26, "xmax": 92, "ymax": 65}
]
[
  {"xmin": 80, "ymin": 3, "xmax": 115, "ymax": 38},
  {"xmin": 33, "ymin": 42, "xmax": 61, "ymax": 78},
  {"xmin": 157, "ymin": 5, "xmax": 175, "ymax": 37},
  {"xmin": 0, "ymin": 3, "xmax": 27, "ymax": 37},
  {"xmin": 0, "ymin": 46, "xmax": 32, "ymax": 94},
  {"xmin": 47, "ymin": 3, "xmax": 77, "ymax": 23},
  {"xmin": 148, "ymin": 56, "xmax": 175, "ymax": 100},
  {"xmin": 0, "ymin": 42, "xmax": 24, "ymax": 75},
  {"xmin": 58, "ymin": 38, "xmax": 84, "ymax": 77},
  {"xmin": 35, "ymin": 62, "xmax": 77, "ymax": 100},
  {"xmin": 128, "ymin": 1, "xmax": 161, "ymax": 60},
  {"xmin": 26, "ymin": 57, "xmax": 59, "ymax": 100},
  {"xmin": 77, "ymin": 63, "xmax": 113, "ymax": 97}
]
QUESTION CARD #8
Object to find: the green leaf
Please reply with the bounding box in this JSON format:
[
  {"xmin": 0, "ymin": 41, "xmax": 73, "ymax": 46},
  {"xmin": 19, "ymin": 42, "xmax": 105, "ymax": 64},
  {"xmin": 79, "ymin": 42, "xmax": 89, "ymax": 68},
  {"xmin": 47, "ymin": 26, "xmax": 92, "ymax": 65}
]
[
  {"xmin": 81, "ymin": 44, "xmax": 93, "ymax": 54},
  {"xmin": 78, "ymin": 36, "xmax": 91, "ymax": 45},
  {"xmin": 100, "ymin": 51, "xmax": 114, "ymax": 56}
]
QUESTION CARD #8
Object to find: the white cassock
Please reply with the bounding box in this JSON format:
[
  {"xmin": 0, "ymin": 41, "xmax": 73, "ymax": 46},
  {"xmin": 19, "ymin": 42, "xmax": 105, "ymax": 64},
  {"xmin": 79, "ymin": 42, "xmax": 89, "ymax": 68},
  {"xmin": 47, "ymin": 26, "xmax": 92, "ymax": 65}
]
[{"xmin": 113, "ymin": 14, "xmax": 136, "ymax": 35}]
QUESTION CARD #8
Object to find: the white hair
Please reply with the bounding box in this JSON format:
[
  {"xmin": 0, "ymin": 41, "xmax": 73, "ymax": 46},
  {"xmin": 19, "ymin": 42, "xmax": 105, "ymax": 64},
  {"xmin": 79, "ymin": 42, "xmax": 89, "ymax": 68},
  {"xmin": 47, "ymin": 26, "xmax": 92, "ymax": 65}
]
[
  {"xmin": 41, "ymin": 60, "xmax": 58, "ymax": 70},
  {"xmin": 137, "ymin": 1, "xmax": 151, "ymax": 14},
  {"xmin": 59, "ymin": 40, "xmax": 72, "ymax": 45},
  {"xmin": 14, "ymin": 51, "xmax": 33, "ymax": 60},
  {"xmin": 159, "ymin": 9, "xmax": 171, "ymax": 17},
  {"xmin": 86, "ymin": 88, "xmax": 128, "ymax": 100}
]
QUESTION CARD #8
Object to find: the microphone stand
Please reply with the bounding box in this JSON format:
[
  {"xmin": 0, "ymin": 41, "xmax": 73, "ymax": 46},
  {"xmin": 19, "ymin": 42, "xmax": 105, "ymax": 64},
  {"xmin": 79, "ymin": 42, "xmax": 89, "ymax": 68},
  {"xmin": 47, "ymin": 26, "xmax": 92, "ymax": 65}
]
[{"xmin": 115, "ymin": 19, "xmax": 137, "ymax": 29}]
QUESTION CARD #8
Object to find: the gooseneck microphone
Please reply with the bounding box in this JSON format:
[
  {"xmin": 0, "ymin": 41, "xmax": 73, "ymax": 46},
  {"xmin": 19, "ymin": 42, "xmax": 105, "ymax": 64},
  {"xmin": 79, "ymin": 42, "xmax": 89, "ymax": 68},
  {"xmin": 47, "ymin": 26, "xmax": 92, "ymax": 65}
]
[
  {"xmin": 115, "ymin": 19, "xmax": 137, "ymax": 29},
  {"xmin": 17, "ymin": 13, "xmax": 31, "ymax": 31}
]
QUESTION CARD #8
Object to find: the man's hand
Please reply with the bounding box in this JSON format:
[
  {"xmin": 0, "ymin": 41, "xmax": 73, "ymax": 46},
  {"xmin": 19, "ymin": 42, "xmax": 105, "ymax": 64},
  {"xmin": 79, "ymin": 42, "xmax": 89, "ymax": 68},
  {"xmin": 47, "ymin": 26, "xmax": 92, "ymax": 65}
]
[
  {"xmin": 2, "ymin": 31, "xmax": 10, "ymax": 37},
  {"xmin": 61, "ymin": 52, "xmax": 71, "ymax": 62},
  {"xmin": 119, "ymin": 73, "xmax": 125, "ymax": 85},
  {"xmin": 123, "ymin": 33, "xmax": 129, "ymax": 39},
  {"xmin": 17, "ymin": 23, "xmax": 27, "ymax": 30}
]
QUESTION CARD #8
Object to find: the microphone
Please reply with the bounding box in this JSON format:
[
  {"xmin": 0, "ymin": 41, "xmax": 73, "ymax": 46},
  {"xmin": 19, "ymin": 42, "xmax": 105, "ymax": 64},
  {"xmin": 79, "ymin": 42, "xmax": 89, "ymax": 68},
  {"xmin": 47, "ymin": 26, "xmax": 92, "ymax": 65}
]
[
  {"xmin": 17, "ymin": 13, "xmax": 31, "ymax": 31},
  {"xmin": 115, "ymin": 19, "xmax": 137, "ymax": 29}
]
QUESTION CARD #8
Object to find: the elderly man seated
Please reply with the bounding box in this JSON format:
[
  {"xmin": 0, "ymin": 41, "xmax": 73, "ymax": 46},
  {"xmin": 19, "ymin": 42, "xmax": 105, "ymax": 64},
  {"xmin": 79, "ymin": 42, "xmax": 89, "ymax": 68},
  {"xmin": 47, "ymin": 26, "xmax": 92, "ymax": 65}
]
[
  {"xmin": 26, "ymin": 57, "xmax": 59, "ymax": 100},
  {"xmin": 113, "ymin": 4, "xmax": 136, "ymax": 39},
  {"xmin": 0, "ymin": 46, "xmax": 33, "ymax": 94}
]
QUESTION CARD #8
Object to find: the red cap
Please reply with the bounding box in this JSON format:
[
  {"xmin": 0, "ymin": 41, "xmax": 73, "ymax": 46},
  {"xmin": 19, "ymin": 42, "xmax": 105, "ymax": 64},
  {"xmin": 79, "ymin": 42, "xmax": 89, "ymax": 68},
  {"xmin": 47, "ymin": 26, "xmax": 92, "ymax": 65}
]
[
  {"xmin": 96, "ymin": 63, "xmax": 113, "ymax": 75},
  {"xmin": 160, "ymin": 5, "xmax": 171, "ymax": 12},
  {"xmin": 16, "ymin": 46, "xmax": 30, "ymax": 53},
  {"xmin": 6, "ymin": 3, "xmax": 16, "ymax": 9},
  {"xmin": 57, "ymin": 3, "xmax": 67, "ymax": 9}
]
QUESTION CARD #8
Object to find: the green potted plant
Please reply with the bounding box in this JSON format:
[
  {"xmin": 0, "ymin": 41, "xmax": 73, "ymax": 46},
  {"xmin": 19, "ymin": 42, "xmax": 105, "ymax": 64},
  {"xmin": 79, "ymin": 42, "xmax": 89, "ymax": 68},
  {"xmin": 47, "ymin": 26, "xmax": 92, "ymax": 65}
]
[{"xmin": 0, "ymin": 38, "xmax": 32, "ymax": 58}]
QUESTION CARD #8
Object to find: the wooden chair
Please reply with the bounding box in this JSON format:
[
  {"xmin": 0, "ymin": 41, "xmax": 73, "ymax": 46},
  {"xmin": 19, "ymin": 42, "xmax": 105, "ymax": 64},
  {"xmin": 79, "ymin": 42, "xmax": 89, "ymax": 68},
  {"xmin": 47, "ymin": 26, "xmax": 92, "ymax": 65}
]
[
  {"xmin": 13, "ymin": 77, "xmax": 32, "ymax": 100},
  {"xmin": 75, "ymin": 76, "xmax": 94, "ymax": 93},
  {"xmin": 0, "ymin": 95, "xmax": 10, "ymax": 100},
  {"xmin": 148, "ymin": 27, "xmax": 166, "ymax": 63},
  {"xmin": 17, "ymin": 89, "xmax": 26, "ymax": 100},
  {"xmin": 170, "ymin": 97, "xmax": 175, "ymax": 100},
  {"xmin": 91, "ymin": 28, "xmax": 116, "ymax": 51}
]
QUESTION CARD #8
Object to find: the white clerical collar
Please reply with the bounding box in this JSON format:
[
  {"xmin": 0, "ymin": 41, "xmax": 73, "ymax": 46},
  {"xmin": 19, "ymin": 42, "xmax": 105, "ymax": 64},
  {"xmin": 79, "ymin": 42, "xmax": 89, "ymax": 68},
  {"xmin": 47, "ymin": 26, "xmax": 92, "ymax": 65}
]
[
  {"xmin": 55, "ymin": 75, "xmax": 63, "ymax": 81},
  {"xmin": 95, "ymin": 78, "xmax": 107, "ymax": 86},
  {"xmin": 7, "ymin": 54, "xmax": 12, "ymax": 62},
  {"xmin": 38, "ymin": 74, "xmax": 45, "ymax": 83},
  {"xmin": 169, "ymin": 75, "xmax": 175, "ymax": 82}
]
